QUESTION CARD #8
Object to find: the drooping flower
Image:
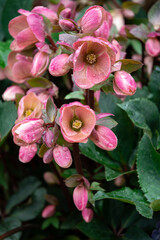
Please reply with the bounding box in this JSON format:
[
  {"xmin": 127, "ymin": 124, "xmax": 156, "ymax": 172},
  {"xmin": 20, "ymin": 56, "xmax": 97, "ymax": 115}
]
[
  {"xmin": 59, "ymin": 102, "xmax": 96, "ymax": 143},
  {"xmin": 82, "ymin": 208, "xmax": 94, "ymax": 223},
  {"xmin": 2, "ymin": 86, "xmax": 25, "ymax": 101},
  {"xmin": 73, "ymin": 183, "xmax": 88, "ymax": 211},
  {"xmin": 72, "ymin": 36, "xmax": 116, "ymax": 89}
]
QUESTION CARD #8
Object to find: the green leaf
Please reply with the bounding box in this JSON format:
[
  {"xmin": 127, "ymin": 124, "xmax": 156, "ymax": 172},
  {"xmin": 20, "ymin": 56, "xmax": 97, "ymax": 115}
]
[
  {"xmin": 77, "ymin": 218, "xmax": 113, "ymax": 240},
  {"xmin": 137, "ymin": 134, "xmax": 160, "ymax": 203},
  {"xmin": 0, "ymin": 161, "xmax": 7, "ymax": 189},
  {"xmin": 2, "ymin": 0, "xmax": 33, "ymax": 39},
  {"xmin": 0, "ymin": 101, "xmax": 17, "ymax": 142},
  {"xmin": 93, "ymin": 187, "xmax": 153, "ymax": 218},
  {"xmin": 125, "ymin": 226, "xmax": 152, "ymax": 240},
  {"xmin": 60, "ymin": 211, "xmax": 81, "ymax": 230},
  {"xmin": 96, "ymin": 116, "xmax": 118, "ymax": 129},
  {"xmin": 130, "ymin": 39, "xmax": 142, "ymax": 55},
  {"xmin": 42, "ymin": 216, "xmax": 59, "ymax": 230},
  {"xmin": 27, "ymin": 77, "xmax": 52, "ymax": 88},
  {"xmin": 6, "ymin": 176, "xmax": 41, "ymax": 212},
  {"xmin": 118, "ymin": 98, "xmax": 160, "ymax": 135},
  {"xmin": 105, "ymin": 166, "xmax": 135, "ymax": 181},
  {"xmin": 129, "ymin": 24, "xmax": 149, "ymax": 42},
  {"xmin": 148, "ymin": 0, "xmax": 160, "ymax": 31},
  {"xmin": 90, "ymin": 182, "xmax": 105, "ymax": 191},
  {"xmin": 12, "ymin": 187, "xmax": 46, "ymax": 221},
  {"xmin": 150, "ymin": 199, "xmax": 160, "ymax": 211},
  {"xmin": 46, "ymin": 97, "xmax": 57, "ymax": 122},
  {"xmin": 64, "ymin": 91, "xmax": 84, "ymax": 100},
  {"xmin": 118, "ymin": 59, "xmax": 143, "ymax": 73},
  {"xmin": 149, "ymin": 66, "xmax": 160, "ymax": 110},
  {"xmin": 0, "ymin": 40, "xmax": 11, "ymax": 68},
  {"xmin": 0, "ymin": 217, "xmax": 22, "ymax": 240}
]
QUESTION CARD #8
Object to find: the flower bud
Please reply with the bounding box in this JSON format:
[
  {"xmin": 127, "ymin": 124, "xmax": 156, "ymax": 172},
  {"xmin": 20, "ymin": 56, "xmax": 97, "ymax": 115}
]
[
  {"xmin": 31, "ymin": 51, "xmax": 49, "ymax": 77},
  {"xmin": 43, "ymin": 148, "xmax": 53, "ymax": 164},
  {"xmin": 59, "ymin": 19, "xmax": 76, "ymax": 31},
  {"xmin": 82, "ymin": 208, "xmax": 94, "ymax": 223},
  {"xmin": 73, "ymin": 184, "xmax": 88, "ymax": 211},
  {"xmin": 43, "ymin": 129, "xmax": 54, "ymax": 148},
  {"xmin": 113, "ymin": 71, "xmax": 136, "ymax": 96},
  {"xmin": 123, "ymin": 9, "xmax": 135, "ymax": 19},
  {"xmin": 43, "ymin": 172, "xmax": 59, "ymax": 185},
  {"xmin": 145, "ymin": 38, "xmax": 160, "ymax": 57},
  {"xmin": 53, "ymin": 145, "xmax": 72, "ymax": 168},
  {"xmin": 90, "ymin": 126, "xmax": 118, "ymax": 151},
  {"xmin": 114, "ymin": 175, "xmax": 126, "ymax": 187},
  {"xmin": 19, "ymin": 143, "xmax": 37, "ymax": 163},
  {"xmin": 2, "ymin": 86, "xmax": 24, "ymax": 101},
  {"xmin": 94, "ymin": 20, "xmax": 110, "ymax": 39},
  {"xmin": 49, "ymin": 54, "xmax": 71, "ymax": 77},
  {"xmin": 42, "ymin": 205, "xmax": 56, "ymax": 218},
  {"xmin": 59, "ymin": 8, "xmax": 72, "ymax": 19}
]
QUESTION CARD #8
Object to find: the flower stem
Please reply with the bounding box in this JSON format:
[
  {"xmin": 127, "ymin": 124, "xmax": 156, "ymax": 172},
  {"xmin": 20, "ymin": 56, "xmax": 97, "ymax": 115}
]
[
  {"xmin": 73, "ymin": 143, "xmax": 83, "ymax": 175},
  {"xmin": 0, "ymin": 224, "xmax": 39, "ymax": 240},
  {"xmin": 47, "ymin": 35, "xmax": 57, "ymax": 52},
  {"xmin": 85, "ymin": 89, "xmax": 94, "ymax": 110}
]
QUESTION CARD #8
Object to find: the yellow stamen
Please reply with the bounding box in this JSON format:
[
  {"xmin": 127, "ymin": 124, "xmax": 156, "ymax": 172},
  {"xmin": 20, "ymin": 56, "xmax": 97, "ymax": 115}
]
[
  {"xmin": 72, "ymin": 119, "xmax": 82, "ymax": 130},
  {"xmin": 86, "ymin": 53, "xmax": 97, "ymax": 65},
  {"xmin": 25, "ymin": 109, "xmax": 33, "ymax": 117}
]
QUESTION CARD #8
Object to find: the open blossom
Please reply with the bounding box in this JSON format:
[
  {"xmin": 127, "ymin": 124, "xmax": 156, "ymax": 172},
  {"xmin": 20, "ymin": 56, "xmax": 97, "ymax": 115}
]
[
  {"xmin": 12, "ymin": 118, "xmax": 45, "ymax": 146},
  {"xmin": 72, "ymin": 36, "xmax": 116, "ymax": 89},
  {"xmin": 2, "ymin": 86, "xmax": 25, "ymax": 101},
  {"xmin": 59, "ymin": 102, "xmax": 96, "ymax": 143},
  {"xmin": 16, "ymin": 92, "xmax": 43, "ymax": 123},
  {"xmin": 113, "ymin": 70, "xmax": 136, "ymax": 96}
]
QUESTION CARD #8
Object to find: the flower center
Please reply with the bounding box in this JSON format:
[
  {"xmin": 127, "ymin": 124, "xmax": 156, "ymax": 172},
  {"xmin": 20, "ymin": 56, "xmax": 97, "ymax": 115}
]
[
  {"xmin": 72, "ymin": 119, "xmax": 83, "ymax": 131},
  {"xmin": 86, "ymin": 53, "xmax": 97, "ymax": 65},
  {"xmin": 25, "ymin": 109, "xmax": 33, "ymax": 117}
]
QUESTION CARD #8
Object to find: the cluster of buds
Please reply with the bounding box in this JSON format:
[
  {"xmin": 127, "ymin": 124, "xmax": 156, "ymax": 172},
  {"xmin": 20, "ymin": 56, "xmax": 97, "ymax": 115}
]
[{"xmin": 2, "ymin": 1, "xmax": 139, "ymax": 220}]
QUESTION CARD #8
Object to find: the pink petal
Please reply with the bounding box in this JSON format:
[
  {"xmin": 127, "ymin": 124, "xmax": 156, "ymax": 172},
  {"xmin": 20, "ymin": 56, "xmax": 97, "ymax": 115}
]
[
  {"xmin": 27, "ymin": 13, "xmax": 45, "ymax": 42},
  {"xmin": 16, "ymin": 27, "xmax": 37, "ymax": 49},
  {"xmin": 9, "ymin": 15, "xmax": 28, "ymax": 38},
  {"xmin": 19, "ymin": 144, "xmax": 37, "ymax": 163}
]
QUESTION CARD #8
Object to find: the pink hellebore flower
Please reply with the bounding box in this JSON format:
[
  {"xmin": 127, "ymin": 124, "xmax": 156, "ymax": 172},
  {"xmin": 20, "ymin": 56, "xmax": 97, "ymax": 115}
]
[
  {"xmin": 19, "ymin": 144, "xmax": 37, "ymax": 163},
  {"xmin": 80, "ymin": 6, "xmax": 112, "ymax": 35},
  {"xmin": 145, "ymin": 38, "xmax": 160, "ymax": 57},
  {"xmin": 113, "ymin": 70, "xmax": 136, "ymax": 96},
  {"xmin": 72, "ymin": 36, "xmax": 116, "ymax": 89},
  {"xmin": 90, "ymin": 125, "xmax": 118, "ymax": 151},
  {"xmin": 53, "ymin": 145, "xmax": 72, "ymax": 168},
  {"xmin": 59, "ymin": 102, "xmax": 96, "ymax": 143},
  {"xmin": 42, "ymin": 205, "xmax": 56, "ymax": 218},
  {"xmin": 2, "ymin": 86, "xmax": 25, "ymax": 101},
  {"xmin": 5, "ymin": 52, "xmax": 33, "ymax": 83},
  {"xmin": 82, "ymin": 208, "xmax": 94, "ymax": 223},
  {"xmin": 73, "ymin": 183, "xmax": 89, "ymax": 211},
  {"xmin": 12, "ymin": 118, "xmax": 45, "ymax": 146},
  {"xmin": 49, "ymin": 54, "xmax": 72, "ymax": 77},
  {"xmin": 17, "ymin": 92, "xmax": 43, "ymax": 123}
]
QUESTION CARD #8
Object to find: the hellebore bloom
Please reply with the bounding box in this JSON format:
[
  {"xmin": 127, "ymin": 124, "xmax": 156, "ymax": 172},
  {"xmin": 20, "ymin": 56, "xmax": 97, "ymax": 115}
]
[
  {"xmin": 49, "ymin": 54, "xmax": 72, "ymax": 76},
  {"xmin": 2, "ymin": 86, "xmax": 24, "ymax": 101},
  {"xmin": 72, "ymin": 36, "xmax": 116, "ymax": 89},
  {"xmin": 73, "ymin": 183, "xmax": 88, "ymax": 211},
  {"xmin": 5, "ymin": 52, "xmax": 33, "ymax": 83},
  {"xmin": 82, "ymin": 208, "xmax": 94, "ymax": 223},
  {"xmin": 59, "ymin": 102, "xmax": 96, "ymax": 143},
  {"xmin": 145, "ymin": 38, "xmax": 160, "ymax": 57},
  {"xmin": 90, "ymin": 125, "xmax": 118, "ymax": 151},
  {"xmin": 113, "ymin": 70, "xmax": 136, "ymax": 96},
  {"xmin": 53, "ymin": 145, "xmax": 72, "ymax": 168},
  {"xmin": 42, "ymin": 205, "xmax": 56, "ymax": 218},
  {"xmin": 19, "ymin": 143, "xmax": 37, "ymax": 163},
  {"xmin": 12, "ymin": 118, "xmax": 45, "ymax": 146},
  {"xmin": 80, "ymin": 6, "xmax": 112, "ymax": 35},
  {"xmin": 17, "ymin": 92, "xmax": 43, "ymax": 123}
]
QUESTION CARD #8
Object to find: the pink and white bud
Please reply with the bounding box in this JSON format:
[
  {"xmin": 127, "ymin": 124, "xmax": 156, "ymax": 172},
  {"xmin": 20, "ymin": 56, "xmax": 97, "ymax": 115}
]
[
  {"xmin": 113, "ymin": 71, "xmax": 136, "ymax": 96},
  {"xmin": 19, "ymin": 143, "xmax": 37, "ymax": 163},
  {"xmin": 145, "ymin": 38, "xmax": 160, "ymax": 57},
  {"xmin": 42, "ymin": 205, "xmax": 56, "ymax": 218},
  {"xmin": 59, "ymin": 19, "xmax": 76, "ymax": 31},
  {"xmin": 49, "ymin": 54, "xmax": 71, "ymax": 77},
  {"xmin": 43, "ymin": 148, "xmax": 53, "ymax": 164},
  {"xmin": 31, "ymin": 51, "xmax": 49, "ymax": 77},
  {"xmin": 73, "ymin": 184, "xmax": 88, "ymax": 211},
  {"xmin": 90, "ymin": 126, "xmax": 118, "ymax": 151},
  {"xmin": 59, "ymin": 8, "xmax": 72, "ymax": 19},
  {"xmin": 53, "ymin": 145, "xmax": 72, "ymax": 168},
  {"xmin": 12, "ymin": 118, "xmax": 45, "ymax": 146},
  {"xmin": 123, "ymin": 9, "xmax": 135, "ymax": 19},
  {"xmin": 43, "ymin": 172, "xmax": 59, "ymax": 185},
  {"xmin": 2, "ymin": 86, "xmax": 24, "ymax": 101},
  {"xmin": 82, "ymin": 208, "xmax": 94, "ymax": 223},
  {"xmin": 43, "ymin": 129, "xmax": 54, "ymax": 148}
]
